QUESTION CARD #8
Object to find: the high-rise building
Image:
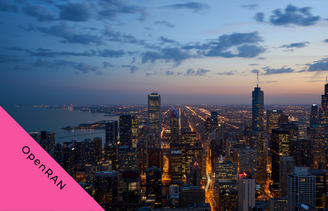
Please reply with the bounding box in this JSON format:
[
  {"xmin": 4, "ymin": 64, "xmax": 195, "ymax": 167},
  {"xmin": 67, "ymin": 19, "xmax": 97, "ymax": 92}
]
[
  {"xmin": 180, "ymin": 185, "xmax": 205, "ymax": 208},
  {"xmin": 83, "ymin": 139, "xmax": 96, "ymax": 165},
  {"xmin": 308, "ymin": 169, "xmax": 328, "ymax": 209},
  {"xmin": 279, "ymin": 156, "xmax": 295, "ymax": 196},
  {"xmin": 239, "ymin": 147, "xmax": 257, "ymax": 179},
  {"xmin": 211, "ymin": 111, "xmax": 218, "ymax": 130},
  {"xmin": 146, "ymin": 166, "xmax": 162, "ymax": 206},
  {"xmin": 148, "ymin": 148, "xmax": 162, "ymax": 169},
  {"xmin": 182, "ymin": 132, "xmax": 197, "ymax": 147},
  {"xmin": 170, "ymin": 107, "xmax": 180, "ymax": 144},
  {"xmin": 269, "ymin": 198, "xmax": 288, "ymax": 211},
  {"xmin": 252, "ymin": 81, "xmax": 264, "ymax": 132},
  {"xmin": 40, "ymin": 131, "xmax": 55, "ymax": 152},
  {"xmin": 122, "ymin": 171, "xmax": 140, "ymax": 203},
  {"xmin": 310, "ymin": 104, "xmax": 318, "ymax": 127},
  {"xmin": 148, "ymin": 92, "xmax": 161, "ymax": 148},
  {"xmin": 104, "ymin": 143, "xmax": 117, "ymax": 170},
  {"xmin": 105, "ymin": 121, "xmax": 118, "ymax": 145},
  {"xmin": 137, "ymin": 139, "xmax": 148, "ymax": 175},
  {"xmin": 94, "ymin": 171, "xmax": 119, "ymax": 205},
  {"xmin": 132, "ymin": 116, "xmax": 138, "ymax": 148},
  {"xmin": 94, "ymin": 137, "xmax": 102, "ymax": 163},
  {"xmin": 319, "ymin": 82, "xmax": 328, "ymax": 128},
  {"xmin": 309, "ymin": 125, "xmax": 325, "ymax": 168},
  {"xmin": 287, "ymin": 167, "xmax": 316, "ymax": 211},
  {"xmin": 63, "ymin": 145, "xmax": 76, "ymax": 179},
  {"xmin": 267, "ymin": 110, "xmax": 283, "ymax": 136},
  {"xmin": 171, "ymin": 150, "xmax": 183, "ymax": 182},
  {"xmin": 253, "ymin": 131, "xmax": 267, "ymax": 184},
  {"xmin": 271, "ymin": 128, "xmax": 290, "ymax": 183},
  {"xmin": 238, "ymin": 172, "xmax": 256, "ymax": 211},
  {"xmin": 119, "ymin": 114, "xmax": 132, "ymax": 147}
]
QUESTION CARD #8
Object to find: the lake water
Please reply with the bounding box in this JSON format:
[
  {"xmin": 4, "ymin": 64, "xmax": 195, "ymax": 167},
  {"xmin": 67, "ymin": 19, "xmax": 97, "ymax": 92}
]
[{"xmin": 2, "ymin": 106, "xmax": 119, "ymax": 143}]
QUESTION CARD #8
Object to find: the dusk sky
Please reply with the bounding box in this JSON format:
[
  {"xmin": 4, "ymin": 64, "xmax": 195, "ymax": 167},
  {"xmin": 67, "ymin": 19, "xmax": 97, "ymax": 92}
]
[{"xmin": 1, "ymin": 0, "xmax": 328, "ymax": 105}]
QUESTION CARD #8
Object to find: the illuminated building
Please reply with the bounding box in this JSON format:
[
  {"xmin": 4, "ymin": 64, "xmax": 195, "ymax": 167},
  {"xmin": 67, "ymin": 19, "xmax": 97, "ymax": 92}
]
[
  {"xmin": 271, "ymin": 128, "xmax": 290, "ymax": 183},
  {"xmin": 94, "ymin": 171, "xmax": 119, "ymax": 205},
  {"xmin": 252, "ymin": 131, "xmax": 267, "ymax": 184},
  {"xmin": 137, "ymin": 139, "xmax": 148, "ymax": 175},
  {"xmin": 29, "ymin": 131, "xmax": 40, "ymax": 143},
  {"xmin": 279, "ymin": 156, "xmax": 295, "ymax": 196},
  {"xmin": 94, "ymin": 137, "xmax": 102, "ymax": 163},
  {"xmin": 148, "ymin": 92, "xmax": 161, "ymax": 148},
  {"xmin": 319, "ymin": 82, "xmax": 328, "ymax": 128},
  {"xmin": 171, "ymin": 150, "xmax": 183, "ymax": 182},
  {"xmin": 170, "ymin": 107, "xmax": 180, "ymax": 144},
  {"xmin": 309, "ymin": 125, "xmax": 325, "ymax": 168},
  {"xmin": 298, "ymin": 119, "xmax": 307, "ymax": 139},
  {"xmin": 132, "ymin": 116, "xmax": 138, "ymax": 148},
  {"xmin": 189, "ymin": 157, "xmax": 201, "ymax": 186},
  {"xmin": 287, "ymin": 167, "xmax": 316, "ymax": 211},
  {"xmin": 104, "ymin": 143, "xmax": 117, "ymax": 170},
  {"xmin": 238, "ymin": 172, "xmax": 255, "ymax": 211},
  {"xmin": 310, "ymin": 104, "xmax": 318, "ymax": 127},
  {"xmin": 268, "ymin": 198, "xmax": 288, "ymax": 211},
  {"xmin": 267, "ymin": 110, "xmax": 283, "ymax": 136},
  {"xmin": 239, "ymin": 147, "xmax": 257, "ymax": 179},
  {"xmin": 148, "ymin": 148, "xmax": 162, "ymax": 169},
  {"xmin": 180, "ymin": 185, "xmax": 205, "ymax": 208},
  {"xmin": 63, "ymin": 145, "xmax": 76, "ymax": 179},
  {"xmin": 146, "ymin": 166, "xmax": 162, "ymax": 206},
  {"xmin": 281, "ymin": 122, "xmax": 298, "ymax": 139},
  {"xmin": 105, "ymin": 121, "xmax": 118, "ymax": 145},
  {"xmin": 278, "ymin": 115, "xmax": 289, "ymax": 128},
  {"xmin": 118, "ymin": 146, "xmax": 138, "ymax": 201},
  {"xmin": 252, "ymin": 78, "xmax": 264, "ymax": 132},
  {"xmin": 211, "ymin": 111, "xmax": 218, "ymax": 130},
  {"xmin": 308, "ymin": 169, "xmax": 328, "ymax": 209},
  {"xmin": 185, "ymin": 147, "xmax": 206, "ymax": 180},
  {"xmin": 122, "ymin": 171, "xmax": 140, "ymax": 203},
  {"xmin": 83, "ymin": 139, "xmax": 96, "ymax": 165},
  {"xmin": 119, "ymin": 114, "xmax": 132, "ymax": 147},
  {"xmin": 40, "ymin": 130, "xmax": 55, "ymax": 153},
  {"xmin": 182, "ymin": 131, "xmax": 197, "ymax": 147},
  {"xmin": 171, "ymin": 144, "xmax": 187, "ymax": 177}
]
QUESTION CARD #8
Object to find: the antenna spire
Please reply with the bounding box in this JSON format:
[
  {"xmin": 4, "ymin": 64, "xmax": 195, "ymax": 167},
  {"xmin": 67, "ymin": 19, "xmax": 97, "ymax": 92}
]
[{"xmin": 257, "ymin": 71, "xmax": 259, "ymax": 87}]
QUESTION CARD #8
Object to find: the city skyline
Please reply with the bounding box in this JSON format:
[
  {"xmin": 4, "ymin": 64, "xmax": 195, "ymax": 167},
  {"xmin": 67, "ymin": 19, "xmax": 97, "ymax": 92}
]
[{"xmin": 2, "ymin": 0, "xmax": 328, "ymax": 105}]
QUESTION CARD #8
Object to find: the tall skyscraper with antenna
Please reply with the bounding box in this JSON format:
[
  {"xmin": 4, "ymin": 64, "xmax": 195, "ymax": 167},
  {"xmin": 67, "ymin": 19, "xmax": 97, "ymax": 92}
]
[
  {"xmin": 252, "ymin": 71, "xmax": 264, "ymax": 132},
  {"xmin": 319, "ymin": 78, "xmax": 328, "ymax": 128},
  {"xmin": 148, "ymin": 92, "xmax": 161, "ymax": 148}
]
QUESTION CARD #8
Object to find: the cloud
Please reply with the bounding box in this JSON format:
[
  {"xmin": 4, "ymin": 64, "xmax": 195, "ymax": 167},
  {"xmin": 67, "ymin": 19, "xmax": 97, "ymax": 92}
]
[
  {"xmin": 242, "ymin": 4, "xmax": 258, "ymax": 10},
  {"xmin": 146, "ymin": 73, "xmax": 151, "ymax": 76},
  {"xmin": 217, "ymin": 70, "xmax": 236, "ymax": 76},
  {"xmin": 0, "ymin": 0, "xmax": 18, "ymax": 12},
  {"xmin": 161, "ymin": 2, "xmax": 208, "ymax": 12},
  {"xmin": 251, "ymin": 69, "xmax": 259, "ymax": 73},
  {"xmin": 98, "ymin": 0, "xmax": 147, "ymax": 21},
  {"xmin": 97, "ymin": 49, "xmax": 125, "ymax": 57},
  {"xmin": 22, "ymin": 2, "xmax": 56, "ymax": 22},
  {"xmin": 268, "ymin": 4, "xmax": 320, "ymax": 26},
  {"xmin": 324, "ymin": 39, "xmax": 328, "ymax": 43},
  {"xmin": 184, "ymin": 68, "xmax": 210, "ymax": 76},
  {"xmin": 204, "ymin": 32, "xmax": 265, "ymax": 58},
  {"xmin": 307, "ymin": 58, "xmax": 328, "ymax": 72},
  {"xmin": 129, "ymin": 65, "xmax": 139, "ymax": 74},
  {"xmin": 159, "ymin": 36, "xmax": 176, "ymax": 44},
  {"xmin": 254, "ymin": 13, "xmax": 264, "ymax": 22},
  {"xmin": 144, "ymin": 27, "xmax": 152, "ymax": 30},
  {"xmin": 177, "ymin": 72, "xmax": 183, "ymax": 76},
  {"xmin": 130, "ymin": 57, "xmax": 137, "ymax": 64},
  {"xmin": 103, "ymin": 23, "xmax": 139, "ymax": 44},
  {"xmin": 0, "ymin": 55, "xmax": 23, "ymax": 63},
  {"xmin": 261, "ymin": 67, "xmax": 294, "ymax": 75},
  {"xmin": 249, "ymin": 63, "xmax": 259, "ymax": 66},
  {"xmin": 32, "ymin": 58, "xmax": 77, "ymax": 70},
  {"xmin": 154, "ymin": 20, "xmax": 175, "ymax": 28},
  {"xmin": 96, "ymin": 71, "xmax": 104, "ymax": 75},
  {"xmin": 12, "ymin": 65, "xmax": 32, "ymax": 71},
  {"xmin": 58, "ymin": 2, "xmax": 92, "ymax": 22},
  {"xmin": 103, "ymin": 62, "xmax": 114, "ymax": 69},
  {"xmin": 38, "ymin": 22, "xmax": 104, "ymax": 45},
  {"xmin": 280, "ymin": 42, "xmax": 309, "ymax": 48},
  {"xmin": 73, "ymin": 62, "xmax": 99, "ymax": 73},
  {"xmin": 122, "ymin": 65, "xmax": 131, "ymax": 67},
  {"xmin": 142, "ymin": 47, "xmax": 197, "ymax": 66},
  {"xmin": 165, "ymin": 71, "xmax": 175, "ymax": 76}
]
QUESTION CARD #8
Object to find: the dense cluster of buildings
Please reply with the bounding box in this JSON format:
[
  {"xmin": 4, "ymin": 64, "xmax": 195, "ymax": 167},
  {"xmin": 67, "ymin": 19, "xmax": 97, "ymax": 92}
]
[{"xmin": 29, "ymin": 82, "xmax": 328, "ymax": 211}]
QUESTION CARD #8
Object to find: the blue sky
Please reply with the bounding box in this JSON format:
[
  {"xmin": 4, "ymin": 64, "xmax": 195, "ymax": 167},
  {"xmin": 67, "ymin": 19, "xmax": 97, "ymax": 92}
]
[{"xmin": 1, "ymin": 0, "xmax": 328, "ymax": 105}]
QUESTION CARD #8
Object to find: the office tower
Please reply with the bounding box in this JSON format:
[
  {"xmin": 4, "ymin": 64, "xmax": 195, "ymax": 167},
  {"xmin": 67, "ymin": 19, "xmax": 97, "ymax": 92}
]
[
  {"xmin": 170, "ymin": 107, "xmax": 180, "ymax": 144},
  {"xmin": 83, "ymin": 139, "xmax": 96, "ymax": 165},
  {"xmin": 298, "ymin": 119, "xmax": 307, "ymax": 139},
  {"xmin": 239, "ymin": 147, "xmax": 257, "ymax": 179},
  {"xmin": 122, "ymin": 171, "xmax": 140, "ymax": 203},
  {"xmin": 211, "ymin": 111, "xmax": 218, "ymax": 130},
  {"xmin": 94, "ymin": 171, "xmax": 119, "ymax": 205},
  {"xmin": 310, "ymin": 104, "xmax": 318, "ymax": 126},
  {"xmin": 118, "ymin": 146, "xmax": 138, "ymax": 201},
  {"xmin": 85, "ymin": 164, "xmax": 97, "ymax": 184},
  {"xmin": 105, "ymin": 121, "xmax": 118, "ymax": 145},
  {"xmin": 309, "ymin": 125, "xmax": 325, "ymax": 168},
  {"xmin": 186, "ymin": 147, "xmax": 206, "ymax": 180},
  {"xmin": 148, "ymin": 92, "xmax": 161, "ymax": 148},
  {"xmin": 148, "ymin": 148, "xmax": 162, "ymax": 169},
  {"xmin": 104, "ymin": 143, "xmax": 117, "ymax": 170},
  {"xmin": 282, "ymin": 122, "xmax": 298, "ymax": 139},
  {"xmin": 267, "ymin": 110, "xmax": 283, "ymax": 136},
  {"xmin": 288, "ymin": 167, "xmax": 316, "ymax": 211},
  {"xmin": 180, "ymin": 185, "xmax": 205, "ymax": 208},
  {"xmin": 269, "ymin": 198, "xmax": 288, "ymax": 211},
  {"xmin": 252, "ymin": 79, "xmax": 264, "ymax": 132},
  {"xmin": 132, "ymin": 116, "xmax": 138, "ymax": 148},
  {"xmin": 171, "ymin": 143, "xmax": 187, "ymax": 177},
  {"xmin": 146, "ymin": 166, "xmax": 162, "ymax": 206},
  {"xmin": 181, "ymin": 131, "xmax": 197, "ymax": 147},
  {"xmin": 40, "ymin": 131, "xmax": 55, "ymax": 152},
  {"xmin": 319, "ymin": 82, "xmax": 328, "ymax": 128},
  {"xmin": 279, "ymin": 156, "xmax": 295, "ymax": 196},
  {"xmin": 253, "ymin": 131, "xmax": 267, "ymax": 184},
  {"xmin": 238, "ymin": 172, "xmax": 256, "ymax": 211},
  {"xmin": 29, "ymin": 132, "xmax": 40, "ymax": 143},
  {"xmin": 119, "ymin": 114, "xmax": 132, "ymax": 147},
  {"xmin": 63, "ymin": 145, "xmax": 76, "ymax": 179},
  {"xmin": 308, "ymin": 169, "xmax": 328, "ymax": 209},
  {"xmin": 94, "ymin": 137, "xmax": 102, "ymax": 163},
  {"xmin": 137, "ymin": 139, "xmax": 148, "ymax": 175},
  {"xmin": 278, "ymin": 115, "xmax": 289, "ymax": 128},
  {"xmin": 215, "ymin": 160, "xmax": 238, "ymax": 211},
  {"xmin": 171, "ymin": 150, "xmax": 183, "ymax": 182},
  {"xmin": 271, "ymin": 128, "xmax": 290, "ymax": 183},
  {"xmin": 189, "ymin": 157, "xmax": 201, "ymax": 186}
]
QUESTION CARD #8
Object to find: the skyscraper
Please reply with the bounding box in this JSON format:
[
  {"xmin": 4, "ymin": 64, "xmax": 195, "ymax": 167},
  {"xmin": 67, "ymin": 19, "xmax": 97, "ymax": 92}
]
[
  {"xmin": 132, "ymin": 116, "xmax": 138, "ymax": 148},
  {"xmin": 319, "ymin": 82, "xmax": 328, "ymax": 128},
  {"xmin": 279, "ymin": 156, "xmax": 295, "ymax": 196},
  {"xmin": 170, "ymin": 107, "xmax": 180, "ymax": 144},
  {"xmin": 310, "ymin": 125, "xmax": 325, "ymax": 168},
  {"xmin": 119, "ymin": 114, "xmax": 132, "ymax": 147},
  {"xmin": 94, "ymin": 171, "xmax": 119, "ymax": 205},
  {"xmin": 310, "ymin": 104, "xmax": 318, "ymax": 127},
  {"xmin": 252, "ymin": 77, "xmax": 264, "ymax": 132},
  {"xmin": 267, "ymin": 110, "xmax": 283, "ymax": 136},
  {"xmin": 148, "ymin": 92, "xmax": 161, "ymax": 148},
  {"xmin": 239, "ymin": 147, "xmax": 257, "ymax": 179},
  {"xmin": 238, "ymin": 172, "xmax": 256, "ymax": 211},
  {"xmin": 146, "ymin": 166, "xmax": 162, "ymax": 206},
  {"xmin": 105, "ymin": 121, "xmax": 118, "ymax": 145}
]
